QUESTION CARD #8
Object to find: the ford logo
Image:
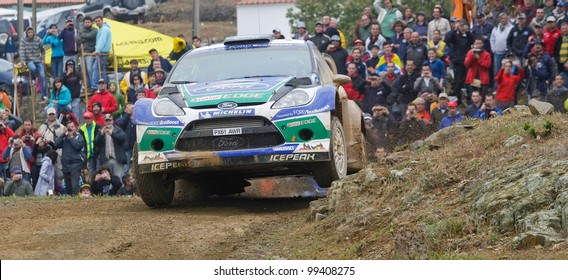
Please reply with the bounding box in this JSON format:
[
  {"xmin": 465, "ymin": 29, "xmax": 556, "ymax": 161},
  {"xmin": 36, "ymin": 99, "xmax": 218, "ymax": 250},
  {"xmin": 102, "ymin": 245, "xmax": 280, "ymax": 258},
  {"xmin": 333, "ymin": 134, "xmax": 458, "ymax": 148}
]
[
  {"xmin": 213, "ymin": 136, "xmax": 245, "ymax": 149},
  {"xmin": 217, "ymin": 101, "xmax": 238, "ymax": 110}
]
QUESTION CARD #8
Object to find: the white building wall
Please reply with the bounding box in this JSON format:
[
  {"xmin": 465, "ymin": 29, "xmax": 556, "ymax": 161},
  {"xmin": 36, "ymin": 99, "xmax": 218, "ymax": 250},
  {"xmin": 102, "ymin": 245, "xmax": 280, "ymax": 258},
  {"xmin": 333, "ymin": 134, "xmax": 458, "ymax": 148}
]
[{"xmin": 236, "ymin": 3, "xmax": 297, "ymax": 39}]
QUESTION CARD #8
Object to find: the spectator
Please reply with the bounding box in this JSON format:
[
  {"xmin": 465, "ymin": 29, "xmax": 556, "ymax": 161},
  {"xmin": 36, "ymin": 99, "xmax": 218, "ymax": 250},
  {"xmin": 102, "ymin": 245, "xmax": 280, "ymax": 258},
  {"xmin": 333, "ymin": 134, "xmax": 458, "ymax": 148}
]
[
  {"xmin": 327, "ymin": 35, "xmax": 348, "ymax": 75},
  {"xmin": 147, "ymin": 48, "xmax": 172, "ymax": 74},
  {"xmin": 523, "ymin": 0, "xmax": 538, "ymax": 23},
  {"xmin": 370, "ymin": 105, "xmax": 397, "ymax": 153},
  {"xmin": 547, "ymin": 74, "xmax": 568, "ymax": 113},
  {"xmin": 348, "ymin": 39, "xmax": 371, "ymax": 63},
  {"xmin": 3, "ymin": 35, "xmax": 17, "ymax": 63},
  {"xmin": 465, "ymin": 90, "xmax": 484, "ymax": 118},
  {"xmin": 413, "ymin": 11, "xmax": 428, "ymax": 42},
  {"xmin": 530, "ymin": 8, "xmax": 547, "ymax": 29},
  {"xmin": 273, "ymin": 28, "xmax": 285, "ymax": 39},
  {"xmin": 447, "ymin": 20, "xmax": 475, "ymax": 104},
  {"xmin": 430, "ymin": 92, "xmax": 449, "ymax": 128},
  {"xmin": 120, "ymin": 59, "xmax": 148, "ymax": 95},
  {"xmin": 347, "ymin": 48, "xmax": 368, "ymax": 79},
  {"xmin": 3, "ymin": 166, "xmax": 33, "ymax": 197},
  {"xmin": 491, "ymin": 13, "xmax": 514, "ymax": 78},
  {"xmin": 79, "ymin": 111, "xmax": 101, "ymax": 178},
  {"xmin": 427, "ymin": 29, "xmax": 447, "ymax": 59},
  {"xmin": 144, "ymin": 72, "xmax": 161, "ymax": 97},
  {"xmin": 355, "ymin": 14, "xmax": 373, "ymax": 42},
  {"xmin": 79, "ymin": 183, "xmax": 93, "ymax": 197},
  {"xmin": 42, "ymin": 24, "xmax": 64, "ymax": 78},
  {"xmin": 192, "ymin": 36, "xmax": 201, "ymax": 48},
  {"xmin": 365, "ymin": 45, "xmax": 381, "ymax": 75},
  {"xmin": 0, "ymin": 90, "xmax": 10, "ymax": 111},
  {"xmin": 38, "ymin": 108, "xmax": 66, "ymax": 144},
  {"xmin": 53, "ymin": 121, "xmax": 86, "ymax": 195},
  {"xmin": 464, "ymin": 38, "xmax": 492, "ymax": 98},
  {"xmin": 388, "ymin": 20, "xmax": 405, "ymax": 55},
  {"xmin": 413, "ymin": 97, "xmax": 431, "ymax": 124},
  {"xmin": 116, "ymin": 104, "xmax": 135, "ymax": 176},
  {"xmin": 108, "ymin": 81, "xmax": 125, "ymax": 119},
  {"xmin": 18, "ymin": 119, "xmax": 41, "ymax": 149},
  {"xmin": 488, "ymin": 0, "xmax": 510, "ymax": 27},
  {"xmin": 362, "ymin": 75, "xmax": 391, "ymax": 114},
  {"xmin": 544, "ymin": 16, "xmax": 561, "ymax": 55},
  {"xmin": 380, "ymin": 62, "xmax": 400, "ymax": 89},
  {"xmin": 94, "ymin": 114, "xmax": 126, "ymax": 179},
  {"xmin": 155, "ymin": 69, "xmax": 166, "ymax": 87},
  {"xmin": 507, "ymin": 13, "xmax": 534, "ymax": 63},
  {"xmin": 560, "ymin": 59, "xmax": 568, "ymax": 88},
  {"xmin": 395, "ymin": 60, "xmax": 420, "ymax": 107},
  {"xmin": 532, "ymin": 39, "xmax": 556, "ymax": 98},
  {"xmin": 375, "ymin": 43, "xmax": 403, "ymax": 75},
  {"xmin": 405, "ymin": 32, "xmax": 428, "ymax": 70},
  {"xmin": 373, "ymin": 0, "xmax": 402, "ymax": 40},
  {"xmin": 47, "ymin": 77, "xmax": 72, "ymax": 115},
  {"xmin": 474, "ymin": 93, "xmax": 503, "ymax": 119},
  {"xmin": 472, "ymin": 13, "xmax": 494, "ymax": 54},
  {"xmin": 0, "ymin": 109, "xmax": 22, "ymax": 132},
  {"xmin": 309, "ymin": 22, "xmax": 331, "ymax": 53},
  {"xmin": 58, "ymin": 16, "xmax": 78, "ymax": 68},
  {"xmin": 439, "ymin": 101, "xmax": 463, "ymax": 129},
  {"xmin": 168, "ymin": 35, "xmax": 192, "ymax": 61},
  {"xmin": 553, "ymin": 22, "xmax": 568, "ymax": 72},
  {"xmin": 126, "ymin": 73, "xmax": 146, "ymax": 105},
  {"xmin": 365, "ymin": 23, "xmax": 386, "ymax": 53},
  {"xmin": 423, "ymin": 48, "xmax": 446, "ymax": 87},
  {"xmin": 2, "ymin": 136, "xmax": 33, "ymax": 182},
  {"xmin": 90, "ymin": 165, "xmax": 121, "ymax": 195},
  {"xmin": 402, "ymin": 7, "xmax": 416, "ymax": 28},
  {"xmin": 116, "ymin": 174, "xmax": 137, "ymax": 196},
  {"xmin": 495, "ymin": 60, "xmax": 525, "ymax": 110},
  {"xmin": 33, "ymin": 149, "xmax": 57, "ymax": 196},
  {"xmin": 328, "ymin": 17, "xmax": 346, "ymax": 48},
  {"xmin": 553, "ymin": 1, "xmax": 566, "ymax": 22},
  {"xmin": 91, "ymin": 16, "xmax": 112, "ymax": 88},
  {"xmin": 397, "ymin": 103, "xmax": 432, "ymax": 146},
  {"xmin": 414, "ymin": 64, "xmax": 443, "ymax": 95},
  {"xmin": 20, "ymin": 26, "xmax": 47, "ymax": 100},
  {"xmin": 428, "ymin": 6, "xmax": 451, "ymax": 41},
  {"xmin": 343, "ymin": 62, "xmax": 366, "ymax": 102},
  {"xmin": 292, "ymin": 22, "xmax": 310, "ymax": 40},
  {"xmin": 0, "ymin": 120, "xmax": 14, "ymax": 180},
  {"xmin": 63, "ymin": 60, "xmax": 82, "ymax": 122},
  {"xmin": 77, "ymin": 16, "xmax": 97, "ymax": 90},
  {"xmin": 31, "ymin": 136, "xmax": 52, "ymax": 191},
  {"xmin": 88, "ymin": 79, "xmax": 118, "ymax": 115}
]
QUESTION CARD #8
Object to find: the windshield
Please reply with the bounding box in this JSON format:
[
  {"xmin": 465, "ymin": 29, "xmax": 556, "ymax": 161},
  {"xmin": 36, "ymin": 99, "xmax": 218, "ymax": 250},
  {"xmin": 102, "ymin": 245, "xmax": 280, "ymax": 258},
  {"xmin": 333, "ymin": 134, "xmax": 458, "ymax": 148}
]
[{"xmin": 169, "ymin": 44, "xmax": 314, "ymax": 83}]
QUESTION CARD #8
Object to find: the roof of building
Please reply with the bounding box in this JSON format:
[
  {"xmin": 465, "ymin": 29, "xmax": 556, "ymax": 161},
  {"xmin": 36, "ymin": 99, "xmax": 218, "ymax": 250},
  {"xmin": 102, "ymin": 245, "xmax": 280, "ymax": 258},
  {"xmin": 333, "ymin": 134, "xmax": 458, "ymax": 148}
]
[{"xmin": 237, "ymin": 0, "xmax": 295, "ymax": 5}]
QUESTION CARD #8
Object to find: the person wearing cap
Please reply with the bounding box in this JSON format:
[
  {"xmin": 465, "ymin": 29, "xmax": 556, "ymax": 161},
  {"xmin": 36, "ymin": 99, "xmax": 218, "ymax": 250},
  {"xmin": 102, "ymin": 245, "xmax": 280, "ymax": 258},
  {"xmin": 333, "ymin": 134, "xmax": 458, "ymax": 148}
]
[
  {"xmin": 58, "ymin": 16, "xmax": 78, "ymax": 69},
  {"xmin": 544, "ymin": 15, "xmax": 561, "ymax": 55},
  {"xmin": 507, "ymin": 13, "xmax": 534, "ymax": 61},
  {"xmin": 148, "ymin": 48, "xmax": 172, "ymax": 74},
  {"xmin": 3, "ymin": 166, "xmax": 33, "ymax": 197},
  {"xmin": 490, "ymin": 13, "xmax": 514, "ymax": 79},
  {"xmin": 347, "ymin": 39, "xmax": 371, "ymax": 64},
  {"xmin": 326, "ymin": 35, "xmax": 348, "ymax": 75},
  {"xmin": 309, "ymin": 21, "xmax": 331, "ymax": 53},
  {"xmin": 79, "ymin": 110, "xmax": 102, "ymax": 176},
  {"xmin": 355, "ymin": 14, "xmax": 373, "ymax": 42},
  {"xmin": 91, "ymin": 16, "xmax": 112, "ymax": 89},
  {"xmin": 89, "ymin": 102, "xmax": 105, "ymax": 126},
  {"xmin": 94, "ymin": 113, "xmax": 126, "ymax": 179},
  {"xmin": 292, "ymin": 22, "xmax": 309, "ymax": 40},
  {"xmin": 439, "ymin": 100, "xmax": 463, "ymax": 129},
  {"xmin": 77, "ymin": 16, "xmax": 97, "ymax": 89},
  {"xmin": 33, "ymin": 149, "xmax": 57, "ymax": 196},
  {"xmin": 38, "ymin": 107, "xmax": 66, "ymax": 144},
  {"xmin": 272, "ymin": 28, "xmax": 285, "ymax": 39},
  {"xmin": 411, "ymin": 97, "xmax": 431, "ymax": 123},
  {"xmin": 88, "ymin": 79, "xmax": 118, "ymax": 115},
  {"xmin": 472, "ymin": 12, "xmax": 494, "ymax": 53},
  {"xmin": 553, "ymin": 1, "xmax": 566, "ymax": 22},
  {"xmin": 154, "ymin": 68, "xmax": 167, "ymax": 87},
  {"xmin": 366, "ymin": 23, "xmax": 386, "ymax": 54},
  {"xmin": 428, "ymin": 6, "xmax": 451, "ymax": 41},
  {"xmin": 53, "ymin": 121, "xmax": 86, "ymax": 195},
  {"xmin": 362, "ymin": 74, "xmax": 392, "ymax": 115},
  {"xmin": 373, "ymin": 0, "xmax": 402, "ymax": 39},
  {"xmin": 327, "ymin": 17, "xmax": 345, "ymax": 48},
  {"xmin": 21, "ymin": 26, "xmax": 48, "ymax": 100},
  {"xmin": 63, "ymin": 59, "xmax": 82, "ymax": 121},
  {"xmin": 465, "ymin": 38, "xmax": 492, "ymax": 98},
  {"xmin": 429, "ymin": 92, "xmax": 449, "ymax": 127},
  {"xmin": 412, "ymin": 11, "xmax": 428, "ymax": 41},
  {"xmin": 79, "ymin": 183, "xmax": 93, "ymax": 197},
  {"xmin": 120, "ymin": 59, "xmax": 148, "ymax": 95},
  {"xmin": 42, "ymin": 23, "xmax": 64, "ymax": 79}
]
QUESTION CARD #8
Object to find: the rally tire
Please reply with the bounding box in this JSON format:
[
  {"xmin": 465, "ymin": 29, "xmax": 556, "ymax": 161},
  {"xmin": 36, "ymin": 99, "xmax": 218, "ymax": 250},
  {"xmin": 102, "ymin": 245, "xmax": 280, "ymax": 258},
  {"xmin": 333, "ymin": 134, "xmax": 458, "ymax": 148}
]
[
  {"xmin": 104, "ymin": 10, "xmax": 115, "ymax": 20},
  {"xmin": 312, "ymin": 116, "xmax": 348, "ymax": 188},
  {"xmin": 133, "ymin": 146, "xmax": 174, "ymax": 207}
]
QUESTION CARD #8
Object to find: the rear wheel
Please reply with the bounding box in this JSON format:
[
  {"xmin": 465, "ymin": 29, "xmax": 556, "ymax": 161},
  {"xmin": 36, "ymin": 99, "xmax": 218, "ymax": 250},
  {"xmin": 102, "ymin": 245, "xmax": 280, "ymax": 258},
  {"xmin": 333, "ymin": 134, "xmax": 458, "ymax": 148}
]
[
  {"xmin": 103, "ymin": 10, "xmax": 115, "ymax": 20},
  {"xmin": 76, "ymin": 15, "xmax": 84, "ymax": 25},
  {"xmin": 133, "ymin": 146, "xmax": 174, "ymax": 207},
  {"xmin": 312, "ymin": 116, "xmax": 347, "ymax": 187}
]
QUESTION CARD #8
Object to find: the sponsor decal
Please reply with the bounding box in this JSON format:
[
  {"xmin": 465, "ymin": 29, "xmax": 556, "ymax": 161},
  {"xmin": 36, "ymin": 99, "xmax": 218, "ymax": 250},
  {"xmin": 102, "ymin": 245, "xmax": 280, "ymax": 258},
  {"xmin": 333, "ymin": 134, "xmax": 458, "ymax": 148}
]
[
  {"xmin": 213, "ymin": 136, "xmax": 246, "ymax": 149},
  {"xmin": 141, "ymin": 153, "xmax": 166, "ymax": 163},
  {"xmin": 272, "ymin": 145, "xmax": 298, "ymax": 152},
  {"xmin": 217, "ymin": 101, "xmax": 238, "ymax": 110},
  {"xmin": 269, "ymin": 153, "xmax": 316, "ymax": 162},
  {"xmin": 147, "ymin": 119, "xmax": 183, "ymax": 126},
  {"xmin": 146, "ymin": 129, "xmax": 172, "ymax": 136},
  {"xmin": 287, "ymin": 118, "xmax": 317, "ymax": 128},
  {"xmin": 298, "ymin": 143, "xmax": 326, "ymax": 151},
  {"xmin": 193, "ymin": 84, "xmax": 271, "ymax": 94},
  {"xmin": 272, "ymin": 85, "xmax": 335, "ymax": 121},
  {"xmin": 198, "ymin": 109, "xmax": 255, "ymax": 119},
  {"xmin": 191, "ymin": 95, "xmax": 222, "ymax": 102},
  {"xmin": 151, "ymin": 161, "xmax": 192, "ymax": 171}
]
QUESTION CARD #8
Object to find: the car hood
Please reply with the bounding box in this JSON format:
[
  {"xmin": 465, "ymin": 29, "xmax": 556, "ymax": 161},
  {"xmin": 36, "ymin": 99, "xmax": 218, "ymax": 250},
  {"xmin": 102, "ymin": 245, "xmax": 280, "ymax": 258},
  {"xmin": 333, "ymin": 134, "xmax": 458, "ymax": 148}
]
[{"xmin": 178, "ymin": 76, "xmax": 294, "ymax": 108}]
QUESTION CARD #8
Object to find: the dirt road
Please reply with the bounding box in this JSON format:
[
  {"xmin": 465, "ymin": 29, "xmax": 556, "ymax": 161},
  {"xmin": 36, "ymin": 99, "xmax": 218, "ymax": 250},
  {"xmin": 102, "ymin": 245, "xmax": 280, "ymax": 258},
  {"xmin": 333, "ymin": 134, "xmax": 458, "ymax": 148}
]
[{"xmin": 0, "ymin": 195, "xmax": 312, "ymax": 260}]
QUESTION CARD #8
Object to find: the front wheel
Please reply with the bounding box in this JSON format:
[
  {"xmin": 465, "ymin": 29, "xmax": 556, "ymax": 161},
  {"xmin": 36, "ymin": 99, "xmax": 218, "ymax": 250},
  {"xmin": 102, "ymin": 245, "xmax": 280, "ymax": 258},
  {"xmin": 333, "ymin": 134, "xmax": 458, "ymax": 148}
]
[
  {"xmin": 312, "ymin": 116, "xmax": 348, "ymax": 188},
  {"xmin": 133, "ymin": 146, "xmax": 174, "ymax": 207}
]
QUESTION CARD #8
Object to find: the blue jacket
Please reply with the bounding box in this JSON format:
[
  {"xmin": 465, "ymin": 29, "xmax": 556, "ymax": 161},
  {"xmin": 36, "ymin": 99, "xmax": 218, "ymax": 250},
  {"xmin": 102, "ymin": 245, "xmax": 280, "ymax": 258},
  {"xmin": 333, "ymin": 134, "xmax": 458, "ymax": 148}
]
[
  {"xmin": 58, "ymin": 27, "xmax": 78, "ymax": 56},
  {"xmin": 48, "ymin": 85, "xmax": 71, "ymax": 107},
  {"xmin": 95, "ymin": 22, "xmax": 112, "ymax": 53},
  {"xmin": 423, "ymin": 59, "xmax": 446, "ymax": 83},
  {"xmin": 43, "ymin": 34, "xmax": 64, "ymax": 58},
  {"xmin": 3, "ymin": 41, "xmax": 17, "ymax": 54},
  {"xmin": 473, "ymin": 107, "xmax": 503, "ymax": 120},
  {"xmin": 439, "ymin": 112, "xmax": 463, "ymax": 129}
]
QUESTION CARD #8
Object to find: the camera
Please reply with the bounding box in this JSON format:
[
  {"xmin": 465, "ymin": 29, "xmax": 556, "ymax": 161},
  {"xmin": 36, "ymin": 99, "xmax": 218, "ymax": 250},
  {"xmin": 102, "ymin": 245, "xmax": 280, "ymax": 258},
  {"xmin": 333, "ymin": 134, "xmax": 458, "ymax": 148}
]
[
  {"xmin": 67, "ymin": 127, "xmax": 72, "ymax": 132},
  {"xmin": 473, "ymin": 48, "xmax": 482, "ymax": 53},
  {"xmin": 25, "ymin": 135, "xmax": 30, "ymax": 141}
]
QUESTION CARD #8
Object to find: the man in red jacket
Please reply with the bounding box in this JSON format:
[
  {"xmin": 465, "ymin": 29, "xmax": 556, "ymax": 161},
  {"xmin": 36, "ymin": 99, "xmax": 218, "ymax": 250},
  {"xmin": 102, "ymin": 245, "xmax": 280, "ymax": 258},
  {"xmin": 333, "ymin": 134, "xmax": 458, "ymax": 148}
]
[
  {"xmin": 88, "ymin": 79, "xmax": 118, "ymax": 114},
  {"xmin": 464, "ymin": 38, "xmax": 493, "ymax": 100},
  {"xmin": 0, "ymin": 119, "xmax": 15, "ymax": 182}
]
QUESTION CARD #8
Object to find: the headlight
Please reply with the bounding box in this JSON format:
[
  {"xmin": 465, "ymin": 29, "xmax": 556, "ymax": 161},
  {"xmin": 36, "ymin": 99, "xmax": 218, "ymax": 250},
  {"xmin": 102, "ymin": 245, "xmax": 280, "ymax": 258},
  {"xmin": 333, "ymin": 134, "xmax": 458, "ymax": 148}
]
[
  {"xmin": 272, "ymin": 89, "xmax": 313, "ymax": 109},
  {"xmin": 153, "ymin": 98, "xmax": 185, "ymax": 116}
]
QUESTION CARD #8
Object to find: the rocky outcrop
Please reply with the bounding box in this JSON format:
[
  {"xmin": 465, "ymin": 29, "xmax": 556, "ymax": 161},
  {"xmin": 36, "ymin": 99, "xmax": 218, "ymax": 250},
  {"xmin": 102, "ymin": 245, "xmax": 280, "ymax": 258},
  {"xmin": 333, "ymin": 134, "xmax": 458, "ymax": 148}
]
[{"xmin": 528, "ymin": 99, "xmax": 555, "ymax": 115}]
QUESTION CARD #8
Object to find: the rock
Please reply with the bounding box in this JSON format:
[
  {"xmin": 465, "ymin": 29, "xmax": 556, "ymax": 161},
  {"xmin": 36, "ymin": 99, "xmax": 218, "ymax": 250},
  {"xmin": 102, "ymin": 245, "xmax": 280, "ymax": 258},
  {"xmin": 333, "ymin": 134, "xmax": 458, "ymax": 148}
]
[
  {"xmin": 521, "ymin": 144, "xmax": 530, "ymax": 149},
  {"xmin": 423, "ymin": 125, "xmax": 468, "ymax": 149},
  {"xmin": 559, "ymin": 173, "xmax": 568, "ymax": 188},
  {"xmin": 385, "ymin": 151, "xmax": 413, "ymax": 165},
  {"xmin": 315, "ymin": 213, "xmax": 327, "ymax": 221},
  {"xmin": 362, "ymin": 168, "xmax": 378, "ymax": 188},
  {"xmin": 528, "ymin": 99, "xmax": 555, "ymax": 115},
  {"xmin": 554, "ymin": 190, "xmax": 568, "ymax": 229},
  {"xmin": 502, "ymin": 105, "xmax": 531, "ymax": 115},
  {"xmin": 503, "ymin": 135, "xmax": 524, "ymax": 148},
  {"xmin": 408, "ymin": 140, "xmax": 425, "ymax": 151},
  {"xmin": 512, "ymin": 210, "xmax": 565, "ymax": 249},
  {"xmin": 307, "ymin": 199, "xmax": 328, "ymax": 221},
  {"xmin": 389, "ymin": 168, "xmax": 412, "ymax": 180}
]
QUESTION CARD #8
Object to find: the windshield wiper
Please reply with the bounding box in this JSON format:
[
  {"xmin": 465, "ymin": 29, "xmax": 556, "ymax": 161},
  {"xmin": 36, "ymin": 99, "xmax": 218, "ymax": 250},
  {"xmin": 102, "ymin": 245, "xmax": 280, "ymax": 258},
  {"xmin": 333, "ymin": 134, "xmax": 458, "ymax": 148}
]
[{"xmin": 170, "ymin": 81, "xmax": 196, "ymax": 84}]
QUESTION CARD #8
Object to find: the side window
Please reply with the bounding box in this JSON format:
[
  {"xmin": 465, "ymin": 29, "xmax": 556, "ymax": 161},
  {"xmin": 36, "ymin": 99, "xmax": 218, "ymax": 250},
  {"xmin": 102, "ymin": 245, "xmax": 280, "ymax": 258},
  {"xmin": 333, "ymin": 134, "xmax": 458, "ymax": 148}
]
[{"xmin": 311, "ymin": 46, "xmax": 334, "ymax": 85}]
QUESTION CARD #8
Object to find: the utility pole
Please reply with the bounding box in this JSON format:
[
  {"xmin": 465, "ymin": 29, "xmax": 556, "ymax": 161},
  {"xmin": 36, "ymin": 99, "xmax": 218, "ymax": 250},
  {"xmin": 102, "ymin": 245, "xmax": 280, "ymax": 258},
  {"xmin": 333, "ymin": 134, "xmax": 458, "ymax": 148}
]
[
  {"xmin": 17, "ymin": 0, "xmax": 24, "ymax": 43},
  {"xmin": 192, "ymin": 0, "xmax": 200, "ymax": 39},
  {"xmin": 32, "ymin": 0, "xmax": 37, "ymax": 31}
]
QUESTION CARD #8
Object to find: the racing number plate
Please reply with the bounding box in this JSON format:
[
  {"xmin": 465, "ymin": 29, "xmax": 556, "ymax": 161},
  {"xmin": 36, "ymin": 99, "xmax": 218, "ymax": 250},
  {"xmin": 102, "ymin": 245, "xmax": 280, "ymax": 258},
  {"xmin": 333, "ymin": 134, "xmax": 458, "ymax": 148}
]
[{"xmin": 213, "ymin": 127, "xmax": 242, "ymax": 136}]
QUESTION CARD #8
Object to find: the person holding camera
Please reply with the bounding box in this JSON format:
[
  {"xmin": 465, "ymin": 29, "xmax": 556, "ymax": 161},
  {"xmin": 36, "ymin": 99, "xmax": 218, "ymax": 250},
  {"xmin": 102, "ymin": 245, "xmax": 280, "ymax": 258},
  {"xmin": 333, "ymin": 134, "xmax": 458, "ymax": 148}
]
[
  {"xmin": 2, "ymin": 136, "xmax": 33, "ymax": 183},
  {"xmin": 0, "ymin": 120, "xmax": 15, "ymax": 182},
  {"xmin": 3, "ymin": 166, "xmax": 33, "ymax": 197},
  {"xmin": 58, "ymin": 17, "xmax": 78, "ymax": 69},
  {"xmin": 42, "ymin": 24, "xmax": 64, "ymax": 79},
  {"xmin": 0, "ymin": 108, "xmax": 23, "ymax": 132},
  {"xmin": 53, "ymin": 122, "xmax": 86, "ymax": 195},
  {"xmin": 18, "ymin": 119, "xmax": 41, "ymax": 149},
  {"xmin": 94, "ymin": 114, "xmax": 126, "ymax": 180},
  {"xmin": 38, "ymin": 108, "xmax": 66, "ymax": 144},
  {"xmin": 495, "ymin": 60, "xmax": 525, "ymax": 110},
  {"xmin": 464, "ymin": 38, "xmax": 492, "ymax": 99},
  {"xmin": 31, "ymin": 136, "xmax": 53, "ymax": 191}
]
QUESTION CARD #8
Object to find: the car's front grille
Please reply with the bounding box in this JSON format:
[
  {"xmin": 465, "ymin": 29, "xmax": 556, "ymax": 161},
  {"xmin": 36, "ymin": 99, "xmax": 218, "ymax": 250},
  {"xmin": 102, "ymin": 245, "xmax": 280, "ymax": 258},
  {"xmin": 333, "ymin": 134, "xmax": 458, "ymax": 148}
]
[{"xmin": 176, "ymin": 116, "xmax": 284, "ymax": 152}]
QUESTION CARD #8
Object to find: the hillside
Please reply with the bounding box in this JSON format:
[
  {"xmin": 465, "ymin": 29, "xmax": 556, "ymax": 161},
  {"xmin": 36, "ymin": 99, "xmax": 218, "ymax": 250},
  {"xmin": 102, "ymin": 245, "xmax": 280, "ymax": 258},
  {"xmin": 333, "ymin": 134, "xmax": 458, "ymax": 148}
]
[{"xmin": 227, "ymin": 109, "xmax": 568, "ymax": 259}]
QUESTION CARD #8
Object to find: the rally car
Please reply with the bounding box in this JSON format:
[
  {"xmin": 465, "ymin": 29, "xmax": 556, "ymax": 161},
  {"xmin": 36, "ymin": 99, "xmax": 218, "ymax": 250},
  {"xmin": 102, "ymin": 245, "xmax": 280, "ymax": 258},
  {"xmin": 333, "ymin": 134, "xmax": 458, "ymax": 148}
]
[{"xmin": 132, "ymin": 35, "xmax": 366, "ymax": 207}]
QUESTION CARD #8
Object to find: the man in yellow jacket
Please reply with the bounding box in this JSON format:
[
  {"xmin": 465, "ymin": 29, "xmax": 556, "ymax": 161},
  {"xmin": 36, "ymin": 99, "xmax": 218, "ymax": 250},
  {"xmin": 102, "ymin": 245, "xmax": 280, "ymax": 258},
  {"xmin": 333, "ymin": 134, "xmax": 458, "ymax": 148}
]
[{"xmin": 119, "ymin": 59, "xmax": 148, "ymax": 95}]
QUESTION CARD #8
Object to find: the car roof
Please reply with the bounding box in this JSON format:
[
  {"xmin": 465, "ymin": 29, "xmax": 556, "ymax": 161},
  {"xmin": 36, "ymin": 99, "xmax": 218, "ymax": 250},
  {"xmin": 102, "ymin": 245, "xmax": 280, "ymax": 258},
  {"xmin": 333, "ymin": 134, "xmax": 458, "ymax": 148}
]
[{"xmin": 189, "ymin": 36, "xmax": 309, "ymax": 55}]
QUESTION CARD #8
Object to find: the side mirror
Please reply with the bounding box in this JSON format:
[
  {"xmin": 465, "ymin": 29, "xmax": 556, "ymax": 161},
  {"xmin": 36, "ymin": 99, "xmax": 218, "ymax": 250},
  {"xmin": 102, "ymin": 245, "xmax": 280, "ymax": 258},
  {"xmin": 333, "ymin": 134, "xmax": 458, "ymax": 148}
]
[{"xmin": 333, "ymin": 74, "xmax": 351, "ymax": 86}]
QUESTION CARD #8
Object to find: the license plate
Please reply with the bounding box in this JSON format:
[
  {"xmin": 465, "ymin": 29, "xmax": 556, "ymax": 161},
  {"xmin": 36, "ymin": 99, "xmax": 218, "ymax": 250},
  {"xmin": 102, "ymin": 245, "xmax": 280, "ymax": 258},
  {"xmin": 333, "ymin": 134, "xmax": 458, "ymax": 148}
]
[{"xmin": 213, "ymin": 127, "xmax": 242, "ymax": 136}]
